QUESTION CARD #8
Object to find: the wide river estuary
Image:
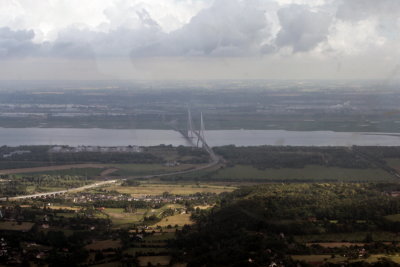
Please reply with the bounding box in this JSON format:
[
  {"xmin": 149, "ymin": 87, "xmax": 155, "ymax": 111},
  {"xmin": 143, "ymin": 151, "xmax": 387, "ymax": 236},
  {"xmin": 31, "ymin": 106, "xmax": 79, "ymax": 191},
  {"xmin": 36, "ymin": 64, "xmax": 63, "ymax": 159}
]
[{"xmin": 1, "ymin": 128, "xmax": 400, "ymax": 147}]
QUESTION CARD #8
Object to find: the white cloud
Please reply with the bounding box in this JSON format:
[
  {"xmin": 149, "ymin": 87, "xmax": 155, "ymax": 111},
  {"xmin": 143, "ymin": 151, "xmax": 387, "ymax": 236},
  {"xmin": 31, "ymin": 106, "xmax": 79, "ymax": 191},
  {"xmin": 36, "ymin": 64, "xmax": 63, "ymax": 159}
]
[
  {"xmin": 131, "ymin": 0, "xmax": 273, "ymax": 57},
  {"xmin": 0, "ymin": 0, "xmax": 400, "ymax": 79},
  {"xmin": 327, "ymin": 19, "xmax": 386, "ymax": 55},
  {"xmin": 276, "ymin": 4, "xmax": 332, "ymax": 52}
]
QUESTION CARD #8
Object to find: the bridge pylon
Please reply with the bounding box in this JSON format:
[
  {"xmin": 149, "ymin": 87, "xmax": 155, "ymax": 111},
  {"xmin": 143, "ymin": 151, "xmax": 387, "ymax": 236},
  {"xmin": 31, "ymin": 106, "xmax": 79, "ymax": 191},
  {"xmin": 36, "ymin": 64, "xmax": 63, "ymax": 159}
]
[{"xmin": 187, "ymin": 106, "xmax": 194, "ymax": 140}]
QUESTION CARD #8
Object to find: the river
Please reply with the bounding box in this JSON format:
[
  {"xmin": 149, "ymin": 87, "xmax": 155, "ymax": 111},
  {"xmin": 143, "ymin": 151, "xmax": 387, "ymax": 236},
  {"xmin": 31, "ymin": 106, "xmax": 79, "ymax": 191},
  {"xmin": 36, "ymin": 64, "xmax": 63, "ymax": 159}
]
[{"xmin": 1, "ymin": 128, "xmax": 400, "ymax": 147}]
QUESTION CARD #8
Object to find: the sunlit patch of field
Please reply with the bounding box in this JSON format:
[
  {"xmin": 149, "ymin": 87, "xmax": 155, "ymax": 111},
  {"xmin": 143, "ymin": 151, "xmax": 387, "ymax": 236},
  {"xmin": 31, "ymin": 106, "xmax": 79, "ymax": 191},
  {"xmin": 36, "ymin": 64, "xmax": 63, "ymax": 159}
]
[
  {"xmin": 107, "ymin": 183, "xmax": 236, "ymax": 197},
  {"xmin": 101, "ymin": 208, "xmax": 145, "ymax": 226},
  {"xmin": 194, "ymin": 205, "xmax": 213, "ymax": 210},
  {"xmin": 152, "ymin": 213, "xmax": 193, "ymax": 227},
  {"xmin": 101, "ymin": 205, "xmax": 184, "ymax": 227},
  {"xmin": 45, "ymin": 205, "xmax": 81, "ymax": 211},
  {"xmin": 362, "ymin": 254, "xmax": 400, "ymax": 264}
]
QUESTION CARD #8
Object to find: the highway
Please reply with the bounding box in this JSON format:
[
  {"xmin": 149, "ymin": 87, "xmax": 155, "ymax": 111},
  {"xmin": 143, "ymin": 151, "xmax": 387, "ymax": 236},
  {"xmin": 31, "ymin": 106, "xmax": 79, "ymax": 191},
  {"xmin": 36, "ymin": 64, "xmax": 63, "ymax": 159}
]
[
  {"xmin": 0, "ymin": 179, "xmax": 119, "ymax": 201},
  {"xmin": 2, "ymin": 111, "xmax": 220, "ymax": 201},
  {"xmin": 0, "ymin": 157, "xmax": 220, "ymax": 201}
]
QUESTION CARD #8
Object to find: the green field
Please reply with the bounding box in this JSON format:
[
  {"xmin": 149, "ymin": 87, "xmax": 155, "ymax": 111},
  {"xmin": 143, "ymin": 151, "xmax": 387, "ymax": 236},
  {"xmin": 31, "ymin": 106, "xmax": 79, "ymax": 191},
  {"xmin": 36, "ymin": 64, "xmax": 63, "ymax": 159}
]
[
  {"xmin": 384, "ymin": 214, "xmax": 400, "ymax": 222},
  {"xmin": 19, "ymin": 167, "xmax": 105, "ymax": 177},
  {"xmin": 4, "ymin": 163, "xmax": 204, "ymax": 178},
  {"xmin": 101, "ymin": 204, "xmax": 185, "ymax": 227},
  {"xmin": 105, "ymin": 163, "xmax": 199, "ymax": 176},
  {"xmin": 386, "ymin": 158, "xmax": 400, "ymax": 170},
  {"xmin": 152, "ymin": 213, "xmax": 192, "ymax": 227},
  {"xmin": 295, "ymin": 232, "xmax": 400, "ymax": 243},
  {"xmin": 210, "ymin": 165, "xmax": 394, "ymax": 182},
  {"xmin": 0, "ymin": 221, "xmax": 34, "ymax": 231}
]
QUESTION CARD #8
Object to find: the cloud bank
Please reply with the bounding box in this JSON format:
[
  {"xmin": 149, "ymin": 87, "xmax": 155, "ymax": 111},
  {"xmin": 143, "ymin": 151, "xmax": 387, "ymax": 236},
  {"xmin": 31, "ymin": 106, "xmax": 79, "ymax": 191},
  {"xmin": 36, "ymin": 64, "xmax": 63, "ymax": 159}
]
[{"xmin": 0, "ymin": 0, "xmax": 399, "ymax": 79}]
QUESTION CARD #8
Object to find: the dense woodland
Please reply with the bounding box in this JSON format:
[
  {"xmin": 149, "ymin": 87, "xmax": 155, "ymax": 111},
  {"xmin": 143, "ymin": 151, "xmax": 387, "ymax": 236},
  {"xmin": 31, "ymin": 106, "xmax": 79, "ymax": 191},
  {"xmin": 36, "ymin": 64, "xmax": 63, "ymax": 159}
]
[
  {"xmin": 175, "ymin": 183, "xmax": 400, "ymax": 266},
  {"xmin": 0, "ymin": 146, "xmax": 163, "ymax": 169},
  {"xmin": 0, "ymin": 145, "xmax": 211, "ymax": 169},
  {"xmin": 213, "ymin": 146, "xmax": 388, "ymax": 169}
]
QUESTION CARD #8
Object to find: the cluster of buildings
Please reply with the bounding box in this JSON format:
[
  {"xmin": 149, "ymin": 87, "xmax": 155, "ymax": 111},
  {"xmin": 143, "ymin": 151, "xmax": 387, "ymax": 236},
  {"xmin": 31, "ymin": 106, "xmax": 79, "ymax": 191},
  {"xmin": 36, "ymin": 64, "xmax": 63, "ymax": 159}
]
[
  {"xmin": 48, "ymin": 145, "xmax": 142, "ymax": 153},
  {"xmin": 67, "ymin": 192, "xmax": 133, "ymax": 203},
  {"xmin": 55, "ymin": 191, "xmax": 205, "ymax": 205},
  {"xmin": 2, "ymin": 150, "xmax": 31, "ymax": 158}
]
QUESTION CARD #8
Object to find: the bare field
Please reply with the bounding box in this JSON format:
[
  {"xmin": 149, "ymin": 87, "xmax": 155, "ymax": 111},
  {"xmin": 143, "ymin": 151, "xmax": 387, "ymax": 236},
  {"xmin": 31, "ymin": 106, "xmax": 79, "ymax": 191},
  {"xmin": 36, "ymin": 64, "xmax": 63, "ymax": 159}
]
[{"xmin": 107, "ymin": 183, "xmax": 236, "ymax": 197}]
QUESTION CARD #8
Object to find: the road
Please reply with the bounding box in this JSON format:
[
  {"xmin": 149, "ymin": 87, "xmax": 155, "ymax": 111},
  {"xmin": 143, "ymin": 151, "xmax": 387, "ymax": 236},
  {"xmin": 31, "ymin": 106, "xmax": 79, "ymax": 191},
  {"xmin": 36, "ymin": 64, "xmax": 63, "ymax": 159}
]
[
  {"xmin": 0, "ymin": 157, "xmax": 220, "ymax": 201},
  {"xmin": 0, "ymin": 126, "xmax": 220, "ymax": 201},
  {"xmin": 0, "ymin": 179, "xmax": 119, "ymax": 201}
]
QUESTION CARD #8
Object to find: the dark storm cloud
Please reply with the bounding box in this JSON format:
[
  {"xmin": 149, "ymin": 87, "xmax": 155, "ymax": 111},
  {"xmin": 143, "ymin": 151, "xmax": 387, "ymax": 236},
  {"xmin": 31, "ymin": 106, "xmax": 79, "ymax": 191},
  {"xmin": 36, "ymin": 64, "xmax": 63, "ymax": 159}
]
[
  {"xmin": 130, "ymin": 0, "xmax": 271, "ymax": 57},
  {"xmin": 0, "ymin": 27, "xmax": 39, "ymax": 58},
  {"xmin": 6, "ymin": 0, "xmax": 394, "ymax": 59},
  {"xmin": 276, "ymin": 5, "xmax": 332, "ymax": 52}
]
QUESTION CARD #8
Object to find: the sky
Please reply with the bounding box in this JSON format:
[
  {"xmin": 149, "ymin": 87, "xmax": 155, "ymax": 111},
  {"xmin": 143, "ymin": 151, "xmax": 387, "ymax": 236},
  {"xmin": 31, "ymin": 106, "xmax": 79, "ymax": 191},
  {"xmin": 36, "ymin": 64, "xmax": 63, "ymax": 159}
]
[{"xmin": 0, "ymin": 0, "xmax": 399, "ymax": 80}]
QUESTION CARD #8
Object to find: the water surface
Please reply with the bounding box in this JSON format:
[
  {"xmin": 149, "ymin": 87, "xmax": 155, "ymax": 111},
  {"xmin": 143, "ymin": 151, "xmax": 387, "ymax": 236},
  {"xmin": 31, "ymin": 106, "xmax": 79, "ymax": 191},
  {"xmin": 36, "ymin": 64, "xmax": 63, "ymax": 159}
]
[{"xmin": 1, "ymin": 128, "xmax": 400, "ymax": 147}]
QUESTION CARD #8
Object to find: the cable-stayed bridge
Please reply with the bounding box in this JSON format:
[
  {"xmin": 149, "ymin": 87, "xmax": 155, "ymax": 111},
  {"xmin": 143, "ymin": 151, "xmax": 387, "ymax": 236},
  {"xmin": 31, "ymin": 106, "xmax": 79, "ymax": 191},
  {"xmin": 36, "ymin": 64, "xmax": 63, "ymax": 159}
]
[{"xmin": 180, "ymin": 108, "xmax": 218, "ymax": 162}]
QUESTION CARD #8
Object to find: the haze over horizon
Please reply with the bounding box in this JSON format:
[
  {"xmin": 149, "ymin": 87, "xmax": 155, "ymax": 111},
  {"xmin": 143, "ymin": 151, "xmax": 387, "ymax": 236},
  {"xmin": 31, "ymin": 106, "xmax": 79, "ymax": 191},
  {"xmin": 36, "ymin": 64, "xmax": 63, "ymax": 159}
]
[{"xmin": 1, "ymin": 0, "xmax": 400, "ymax": 81}]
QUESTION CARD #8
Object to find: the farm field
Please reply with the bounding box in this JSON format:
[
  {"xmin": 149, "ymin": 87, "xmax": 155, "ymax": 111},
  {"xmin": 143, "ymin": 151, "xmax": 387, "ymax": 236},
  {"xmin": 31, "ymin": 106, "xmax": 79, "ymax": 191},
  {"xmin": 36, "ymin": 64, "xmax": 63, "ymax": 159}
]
[
  {"xmin": 0, "ymin": 162, "xmax": 206, "ymax": 178},
  {"xmin": 0, "ymin": 164, "xmax": 108, "ymax": 175},
  {"xmin": 152, "ymin": 213, "xmax": 193, "ymax": 227},
  {"xmin": 386, "ymin": 158, "xmax": 400, "ymax": 172},
  {"xmin": 101, "ymin": 204, "xmax": 186, "ymax": 227},
  {"xmin": 210, "ymin": 164, "xmax": 394, "ymax": 182},
  {"xmin": 384, "ymin": 214, "xmax": 400, "ymax": 222},
  {"xmin": 291, "ymin": 254, "xmax": 400, "ymax": 264},
  {"xmin": 107, "ymin": 163, "xmax": 201, "ymax": 176},
  {"xmin": 106, "ymin": 183, "xmax": 236, "ymax": 197},
  {"xmin": 85, "ymin": 240, "xmax": 122, "ymax": 251},
  {"xmin": 21, "ymin": 167, "xmax": 106, "ymax": 177},
  {"xmin": 0, "ymin": 221, "xmax": 34, "ymax": 231},
  {"xmin": 295, "ymin": 232, "xmax": 400, "ymax": 243},
  {"xmin": 137, "ymin": 256, "xmax": 172, "ymax": 267},
  {"xmin": 100, "ymin": 208, "xmax": 145, "ymax": 226}
]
